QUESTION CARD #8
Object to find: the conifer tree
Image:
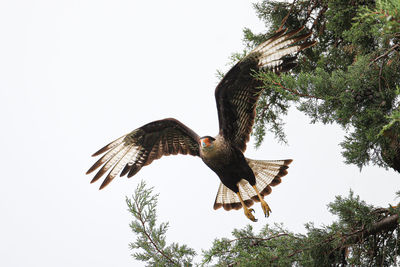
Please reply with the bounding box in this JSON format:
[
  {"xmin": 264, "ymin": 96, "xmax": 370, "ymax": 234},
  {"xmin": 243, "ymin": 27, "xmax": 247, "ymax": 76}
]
[
  {"xmin": 244, "ymin": 0, "xmax": 400, "ymax": 172},
  {"xmin": 128, "ymin": 182, "xmax": 399, "ymax": 266}
]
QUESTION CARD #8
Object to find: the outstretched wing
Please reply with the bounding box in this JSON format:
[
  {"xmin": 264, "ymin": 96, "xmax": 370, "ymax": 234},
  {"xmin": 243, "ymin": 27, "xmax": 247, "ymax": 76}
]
[
  {"xmin": 215, "ymin": 27, "xmax": 315, "ymax": 152},
  {"xmin": 86, "ymin": 118, "xmax": 200, "ymax": 189}
]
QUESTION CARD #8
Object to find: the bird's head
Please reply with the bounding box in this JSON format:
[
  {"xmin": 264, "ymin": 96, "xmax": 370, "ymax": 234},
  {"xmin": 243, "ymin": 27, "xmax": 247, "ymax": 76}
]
[{"xmin": 200, "ymin": 136, "xmax": 216, "ymax": 150}]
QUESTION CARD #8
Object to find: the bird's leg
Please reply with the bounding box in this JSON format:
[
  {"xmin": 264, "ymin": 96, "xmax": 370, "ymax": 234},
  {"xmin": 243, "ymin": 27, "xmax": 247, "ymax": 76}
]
[
  {"xmin": 236, "ymin": 191, "xmax": 257, "ymax": 222},
  {"xmin": 252, "ymin": 185, "xmax": 271, "ymax": 217}
]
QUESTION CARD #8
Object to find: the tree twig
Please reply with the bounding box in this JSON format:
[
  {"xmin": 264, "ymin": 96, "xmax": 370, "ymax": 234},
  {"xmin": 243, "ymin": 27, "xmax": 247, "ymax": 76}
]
[
  {"xmin": 228, "ymin": 233, "xmax": 291, "ymax": 244},
  {"xmin": 133, "ymin": 196, "xmax": 177, "ymax": 265},
  {"xmin": 371, "ymin": 44, "xmax": 400, "ymax": 64},
  {"xmin": 272, "ymin": 81, "xmax": 323, "ymax": 99}
]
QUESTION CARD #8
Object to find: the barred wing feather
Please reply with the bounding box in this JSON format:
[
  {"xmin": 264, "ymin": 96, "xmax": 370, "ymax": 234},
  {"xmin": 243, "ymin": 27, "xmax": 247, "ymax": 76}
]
[
  {"xmin": 215, "ymin": 27, "xmax": 316, "ymax": 152},
  {"xmin": 86, "ymin": 118, "xmax": 200, "ymax": 189}
]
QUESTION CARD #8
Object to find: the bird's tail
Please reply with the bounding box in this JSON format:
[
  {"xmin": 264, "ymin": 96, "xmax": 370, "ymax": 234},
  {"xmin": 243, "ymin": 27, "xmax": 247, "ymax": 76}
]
[{"xmin": 213, "ymin": 159, "xmax": 292, "ymax": 211}]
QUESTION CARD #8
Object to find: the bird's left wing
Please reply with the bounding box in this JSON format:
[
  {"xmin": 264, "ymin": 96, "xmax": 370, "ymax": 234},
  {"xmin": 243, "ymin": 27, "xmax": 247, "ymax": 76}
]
[
  {"xmin": 215, "ymin": 27, "xmax": 315, "ymax": 152},
  {"xmin": 86, "ymin": 118, "xmax": 200, "ymax": 189}
]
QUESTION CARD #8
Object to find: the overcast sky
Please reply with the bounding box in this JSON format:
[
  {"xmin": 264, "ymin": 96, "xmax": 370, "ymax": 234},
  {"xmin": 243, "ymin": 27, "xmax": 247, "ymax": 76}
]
[{"xmin": 1, "ymin": 1, "xmax": 399, "ymax": 266}]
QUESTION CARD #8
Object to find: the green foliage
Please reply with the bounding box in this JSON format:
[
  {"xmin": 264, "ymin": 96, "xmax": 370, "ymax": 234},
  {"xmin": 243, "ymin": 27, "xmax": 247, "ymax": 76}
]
[
  {"xmin": 327, "ymin": 191, "xmax": 399, "ymax": 266},
  {"xmin": 202, "ymin": 224, "xmax": 305, "ymax": 266},
  {"xmin": 379, "ymin": 87, "xmax": 400, "ymax": 136},
  {"xmin": 253, "ymin": 71, "xmax": 299, "ymax": 146},
  {"xmin": 328, "ymin": 190, "xmax": 374, "ymax": 228},
  {"xmin": 356, "ymin": 0, "xmax": 400, "ymax": 36},
  {"xmin": 127, "ymin": 181, "xmax": 196, "ymax": 266},
  {"xmin": 203, "ymin": 191, "xmax": 400, "ymax": 266},
  {"xmin": 128, "ymin": 183, "xmax": 400, "ymax": 266},
  {"xmin": 238, "ymin": 0, "xmax": 400, "ymax": 172}
]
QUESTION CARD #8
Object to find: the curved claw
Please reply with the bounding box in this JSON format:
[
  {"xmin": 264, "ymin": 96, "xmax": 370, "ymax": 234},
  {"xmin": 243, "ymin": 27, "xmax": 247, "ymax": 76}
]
[
  {"xmin": 261, "ymin": 200, "xmax": 272, "ymax": 218},
  {"xmin": 244, "ymin": 207, "xmax": 257, "ymax": 222}
]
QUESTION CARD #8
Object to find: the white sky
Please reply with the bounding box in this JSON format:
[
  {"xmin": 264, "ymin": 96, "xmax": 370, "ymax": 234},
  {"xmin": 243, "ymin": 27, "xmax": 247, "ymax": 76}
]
[{"xmin": 1, "ymin": 1, "xmax": 398, "ymax": 266}]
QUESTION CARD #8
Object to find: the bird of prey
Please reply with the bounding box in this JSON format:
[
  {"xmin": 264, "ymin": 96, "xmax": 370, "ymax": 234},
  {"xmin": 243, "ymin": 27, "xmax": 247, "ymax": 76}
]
[{"xmin": 87, "ymin": 27, "xmax": 315, "ymax": 222}]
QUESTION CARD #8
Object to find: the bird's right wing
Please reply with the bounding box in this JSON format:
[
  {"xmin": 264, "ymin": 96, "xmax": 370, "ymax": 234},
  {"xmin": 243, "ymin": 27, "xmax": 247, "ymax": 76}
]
[{"xmin": 86, "ymin": 118, "xmax": 200, "ymax": 189}]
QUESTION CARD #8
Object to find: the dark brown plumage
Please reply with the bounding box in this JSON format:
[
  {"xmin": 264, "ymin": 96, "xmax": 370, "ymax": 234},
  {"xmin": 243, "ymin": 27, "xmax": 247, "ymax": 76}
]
[
  {"xmin": 86, "ymin": 118, "xmax": 199, "ymax": 189},
  {"xmin": 87, "ymin": 27, "xmax": 315, "ymax": 221}
]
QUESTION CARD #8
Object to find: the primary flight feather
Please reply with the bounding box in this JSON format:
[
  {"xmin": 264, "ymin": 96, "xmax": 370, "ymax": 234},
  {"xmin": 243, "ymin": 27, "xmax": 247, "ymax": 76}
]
[{"xmin": 87, "ymin": 27, "xmax": 315, "ymax": 221}]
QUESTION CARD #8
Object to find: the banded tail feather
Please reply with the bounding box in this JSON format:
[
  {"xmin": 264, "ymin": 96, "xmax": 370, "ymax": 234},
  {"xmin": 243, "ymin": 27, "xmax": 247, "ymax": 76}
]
[{"xmin": 213, "ymin": 159, "xmax": 292, "ymax": 211}]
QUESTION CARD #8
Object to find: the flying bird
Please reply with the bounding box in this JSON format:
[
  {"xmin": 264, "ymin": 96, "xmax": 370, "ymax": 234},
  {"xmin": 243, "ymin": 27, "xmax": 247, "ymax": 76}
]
[{"xmin": 87, "ymin": 27, "xmax": 315, "ymax": 222}]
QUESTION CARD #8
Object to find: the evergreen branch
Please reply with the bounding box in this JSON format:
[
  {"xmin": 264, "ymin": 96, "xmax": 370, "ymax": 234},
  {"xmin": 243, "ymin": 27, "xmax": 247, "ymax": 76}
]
[
  {"xmin": 132, "ymin": 193, "xmax": 177, "ymax": 266},
  {"xmin": 227, "ymin": 233, "xmax": 291, "ymax": 244},
  {"xmin": 358, "ymin": 214, "xmax": 399, "ymax": 237},
  {"xmin": 203, "ymin": 192, "xmax": 399, "ymax": 265},
  {"xmin": 371, "ymin": 44, "xmax": 399, "ymax": 64},
  {"xmin": 371, "ymin": 10, "xmax": 400, "ymax": 24},
  {"xmin": 272, "ymin": 80, "xmax": 322, "ymax": 99},
  {"xmin": 271, "ymin": 232, "xmax": 338, "ymax": 262},
  {"xmin": 272, "ymin": 212, "xmax": 399, "ymax": 262},
  {"xmin": 126, "ymin": 181, "xmax": 198, "ymax": 266}
]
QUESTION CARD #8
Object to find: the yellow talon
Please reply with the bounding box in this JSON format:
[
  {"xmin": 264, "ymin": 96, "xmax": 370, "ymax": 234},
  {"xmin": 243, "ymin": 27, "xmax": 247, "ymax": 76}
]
[
  {"xmin": 236, "ymin": 192, "xmax": 258, "ymax": 222},
  {"xmin": 253, "ymin": 185, "xmax": 272, "ymax": 217},
  {"xmin": 244, "ymin": 207, "xmax": 257, "ymax": 222},
  {"xmin": 260, "ymin": 199, "xmax": 271, "ymax": 217}
]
